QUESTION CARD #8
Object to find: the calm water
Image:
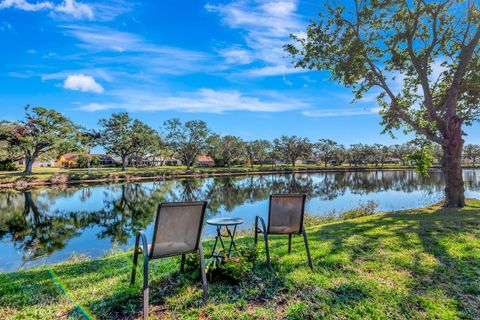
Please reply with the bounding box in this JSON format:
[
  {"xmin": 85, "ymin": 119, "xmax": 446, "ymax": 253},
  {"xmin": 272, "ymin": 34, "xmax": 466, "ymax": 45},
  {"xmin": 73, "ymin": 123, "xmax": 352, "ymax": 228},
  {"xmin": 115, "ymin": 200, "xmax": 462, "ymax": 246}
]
[{"xmin": 1, "ymin": 169, "xmax": 479, "ymax": 272}]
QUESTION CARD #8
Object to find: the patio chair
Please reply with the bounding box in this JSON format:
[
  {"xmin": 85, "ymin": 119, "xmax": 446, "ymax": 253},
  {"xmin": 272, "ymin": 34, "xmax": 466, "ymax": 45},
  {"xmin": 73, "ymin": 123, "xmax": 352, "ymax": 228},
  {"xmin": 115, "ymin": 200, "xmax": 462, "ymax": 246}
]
[
  {"xmin": 130, "ymin": 201, "xmax": 208, "ymax": 319},
  {"xmin": 254, "ymin": 194, "xmax": 313, "ymax": 271}
]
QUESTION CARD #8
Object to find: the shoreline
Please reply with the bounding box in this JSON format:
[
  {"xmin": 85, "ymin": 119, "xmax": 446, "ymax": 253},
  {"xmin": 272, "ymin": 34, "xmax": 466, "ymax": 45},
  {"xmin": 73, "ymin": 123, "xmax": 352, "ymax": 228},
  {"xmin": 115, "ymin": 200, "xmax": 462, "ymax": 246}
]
[
  {"xmin": 1, "ymin": 164, "xmax": 478, "ymax": 191},
  {"xmin": 0, "ymin": 165, "xmax": 419, "ymax": 190}
]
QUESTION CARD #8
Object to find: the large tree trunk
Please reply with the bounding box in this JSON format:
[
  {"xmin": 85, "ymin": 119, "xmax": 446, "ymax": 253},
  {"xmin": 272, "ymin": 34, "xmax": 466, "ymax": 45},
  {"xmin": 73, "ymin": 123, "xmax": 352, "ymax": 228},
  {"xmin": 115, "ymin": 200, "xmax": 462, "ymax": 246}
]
[
  {"xmin": 121, "ymin": 156, "xmax": 127, "ymax": 171},
  {"xmin": 442, "ymin": 135, "xmax": 465, "ymax": 208},
  {"xmin": 24, "ymin": 155, "xmax": 35, "ymax": 174}
]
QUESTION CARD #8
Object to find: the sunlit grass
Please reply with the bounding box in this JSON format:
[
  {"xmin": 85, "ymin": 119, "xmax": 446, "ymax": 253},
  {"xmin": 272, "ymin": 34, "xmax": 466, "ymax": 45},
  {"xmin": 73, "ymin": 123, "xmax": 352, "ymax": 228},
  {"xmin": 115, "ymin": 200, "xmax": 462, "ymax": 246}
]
[{"xmin": 1, "ymin": 202, "xmax": 479, "ymax": 319}]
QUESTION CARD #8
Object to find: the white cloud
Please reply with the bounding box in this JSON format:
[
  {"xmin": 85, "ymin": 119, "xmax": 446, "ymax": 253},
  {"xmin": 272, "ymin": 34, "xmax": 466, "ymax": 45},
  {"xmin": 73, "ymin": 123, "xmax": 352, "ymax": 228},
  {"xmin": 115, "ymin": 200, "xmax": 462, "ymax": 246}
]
[
  {"xmin": 219, "ymin": 47, "xmax": 253, "ymax": 65},
  {"xmin": 63, "ymin": 74, "xmax": 104, "ymax": 93},
  {"xmin": 0, "ymin": 0, "xmax": 94, "ymax": 20},
  {"xmin": 302, "ymin": 107, "xmax": 380, "ymax": 118},
  {"xmin": 54, "ymin": 0, "xmax": 93, "ymax": 20},
  {"xmin": 246, "ymin": 65, "xmax": 303, "ymax": 77},
  {"xmin": 0, "ymin": 0, "xmax": 53, "ymax": 11},
  {"xmin": 78, "ymin": 88, "xmax": 307, "ymax": 113},
  {"xmin": 206, "ymin": 0, "xmax": 306, "ymax": 77}
]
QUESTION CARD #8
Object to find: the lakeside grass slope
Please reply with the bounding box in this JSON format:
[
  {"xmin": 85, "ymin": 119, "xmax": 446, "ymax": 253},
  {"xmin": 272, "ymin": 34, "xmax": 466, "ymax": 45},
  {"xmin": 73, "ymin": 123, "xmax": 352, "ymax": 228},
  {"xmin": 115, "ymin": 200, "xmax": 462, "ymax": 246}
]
[{"xmin": 1, "ymin": 202, "xmax": 479, "ymax": 319}]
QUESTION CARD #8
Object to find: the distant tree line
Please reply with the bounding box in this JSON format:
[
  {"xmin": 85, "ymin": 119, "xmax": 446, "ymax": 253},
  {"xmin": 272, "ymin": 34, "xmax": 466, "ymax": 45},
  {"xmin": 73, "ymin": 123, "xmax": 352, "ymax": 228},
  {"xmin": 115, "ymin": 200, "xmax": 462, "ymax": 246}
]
[{"xmin": 1, "ymin": 106, "xmax": 480, "ymax": 174}]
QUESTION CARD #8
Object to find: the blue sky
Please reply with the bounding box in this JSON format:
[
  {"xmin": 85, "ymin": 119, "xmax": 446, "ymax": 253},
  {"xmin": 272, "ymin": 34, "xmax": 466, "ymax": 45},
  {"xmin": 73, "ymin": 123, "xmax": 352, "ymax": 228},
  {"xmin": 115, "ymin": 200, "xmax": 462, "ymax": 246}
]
[{"xmin": 1, "ymin": 0, "xmax": 479, "ymax": 145}]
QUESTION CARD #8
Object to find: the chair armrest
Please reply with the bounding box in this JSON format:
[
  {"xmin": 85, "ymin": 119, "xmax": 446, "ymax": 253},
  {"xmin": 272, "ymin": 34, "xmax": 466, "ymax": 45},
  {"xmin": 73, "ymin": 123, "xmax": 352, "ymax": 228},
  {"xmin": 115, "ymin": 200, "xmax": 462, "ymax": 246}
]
[
  {"xmin": 135, "ymin": 231, "xmax": 150, "ymax": 258},
  {"xmin": 255, "ymin": 216, "xmax": 268, "ymax": 234}
]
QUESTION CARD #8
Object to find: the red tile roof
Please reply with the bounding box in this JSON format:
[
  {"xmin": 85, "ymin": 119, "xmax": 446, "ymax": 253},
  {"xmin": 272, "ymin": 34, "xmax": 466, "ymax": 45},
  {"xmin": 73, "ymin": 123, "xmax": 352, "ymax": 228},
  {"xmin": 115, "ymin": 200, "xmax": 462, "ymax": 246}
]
[{"xmin": 197, "ymin": 155, "xmax": 214, "ymax": 162}]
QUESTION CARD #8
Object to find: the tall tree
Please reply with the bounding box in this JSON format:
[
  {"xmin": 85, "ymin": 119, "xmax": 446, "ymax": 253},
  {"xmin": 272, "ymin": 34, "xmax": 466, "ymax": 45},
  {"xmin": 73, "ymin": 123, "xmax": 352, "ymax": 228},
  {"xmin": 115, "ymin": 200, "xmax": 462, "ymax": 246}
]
[
  {"xmin": 78, "ymin": 129, "xmax": 100, "ymax": 170},
  {"xmin": 314, "ymin": 139, "xmax": 339, "ymax": 167},
  {"xmin": 348, "ymin": 143, "xmax": 369, "ymax": 166},
  {"xmin": 98, "ymin": 113, "xmax": 157, "ymax": 171},
  {"xmin": 372, "ymin": 144, "xmax": 390, "ymax": 166},
  {"xmin": 286, "ymin": 0, "xmax": 480, "ymax": 207},
  {"xmin": 245, "ymin": 139, "xmax": 272, "ymax": 168},
  {"xmin": 0, "ymin": 106, "xmax": 78, "ymax": 174},
  {"xmin": 463, "ymin": 144, "xmax": 480, "ymax": 166},
  {"xmin": 163, "ymin": 118, "xmax": 210, "ymax": 169},
  {"xmin": 390, "ymin": 144, "xmax": 415, "ymax": 165},
  {"xmin": 208, "ymin": 135, "xmax": 245, "ymax": 168},
  {"xmin": 274, "ymin": 135, "xmax": 311, "ymax": 167}
]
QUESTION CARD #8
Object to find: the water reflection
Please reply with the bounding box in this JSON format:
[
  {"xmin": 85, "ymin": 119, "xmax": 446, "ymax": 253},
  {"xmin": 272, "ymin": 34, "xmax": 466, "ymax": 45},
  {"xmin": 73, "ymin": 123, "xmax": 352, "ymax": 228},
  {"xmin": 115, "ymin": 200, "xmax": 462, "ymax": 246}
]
[{"xmin": 0, "ymin": 169, "xmax": 479, "ymax": 271}]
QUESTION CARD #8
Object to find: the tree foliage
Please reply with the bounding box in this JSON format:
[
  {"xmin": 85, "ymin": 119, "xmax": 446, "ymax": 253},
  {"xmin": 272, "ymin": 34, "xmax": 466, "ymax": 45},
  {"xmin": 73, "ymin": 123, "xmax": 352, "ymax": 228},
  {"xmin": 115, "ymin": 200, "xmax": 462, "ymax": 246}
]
[
  {"xmin": 314, "ymin": 139, "xmax": 340, "ymax": 167},
  {"xmin": 163, "ymin": 118, "xmax": 210, "ymax": 169},
  {"xmin": 274, "ymin": 136, "xmax": 312, "ymax": 166},
  {"xmin": 98, "ymin": 113, "xmax": 157, "ymax": 171},
  {"xmin": 286, "ymin": 0, "xmax": 480, "ymax": 207},
  {"xmin": 245, "ymin": 139, "xmax": 272, "ymax": 168},
  {"xmin": 0, "ymin": 106, "xmax": 78, "ymax": 173},
  {"xmin": 464, "ymin": 143, "xmax": 480, "ymax": 166},
  {"xmin": 207, "ymin": 135, "xmax": 245, "ymax": 168}
]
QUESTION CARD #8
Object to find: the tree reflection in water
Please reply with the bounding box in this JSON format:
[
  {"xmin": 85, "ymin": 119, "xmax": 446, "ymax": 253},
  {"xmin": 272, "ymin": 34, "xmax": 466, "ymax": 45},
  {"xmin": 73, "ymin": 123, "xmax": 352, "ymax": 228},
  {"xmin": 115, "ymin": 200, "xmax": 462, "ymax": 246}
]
[{"xmin": 0, "ymin": 169, "xmax": 478, "ymax": 270}]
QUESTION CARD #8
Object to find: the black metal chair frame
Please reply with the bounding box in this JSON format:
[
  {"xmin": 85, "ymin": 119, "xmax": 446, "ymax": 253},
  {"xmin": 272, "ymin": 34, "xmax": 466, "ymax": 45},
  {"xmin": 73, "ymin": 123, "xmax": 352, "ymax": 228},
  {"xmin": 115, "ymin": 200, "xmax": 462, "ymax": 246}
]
[
  {"xmin": 130, "ymin": 201, "xmax": 208, "ymax": 319},
  {"xmin": 254, "ymin": 194, "xmax": 313, "ymax": 271}
]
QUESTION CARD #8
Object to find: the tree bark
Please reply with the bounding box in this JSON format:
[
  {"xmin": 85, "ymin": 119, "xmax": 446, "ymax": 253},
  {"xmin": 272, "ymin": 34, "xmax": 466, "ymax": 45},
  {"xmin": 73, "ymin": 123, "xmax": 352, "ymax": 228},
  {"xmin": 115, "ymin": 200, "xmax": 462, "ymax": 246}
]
[
  {"xmin": 24, "ymin": 155, "xmax": 35, "ymax": 174},
  {"xmin": 121, "ymin": 156, "xmax": 127, "ymax": 171},
  {"xmin": 442, "ymin": 133, "xmax": 465, "ymax": 208}
]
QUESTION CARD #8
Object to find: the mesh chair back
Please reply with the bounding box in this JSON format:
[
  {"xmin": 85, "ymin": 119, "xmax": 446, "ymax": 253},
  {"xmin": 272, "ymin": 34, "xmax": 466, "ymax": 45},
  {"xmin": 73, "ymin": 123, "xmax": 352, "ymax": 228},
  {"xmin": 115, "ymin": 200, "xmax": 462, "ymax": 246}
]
[
  {"xmin": 150, "ymin": 201, "xmax": 207, "ymax": 259},
  {"xmin": 268, "ymin": 194, "xmax": 305, "ymax": 234}
]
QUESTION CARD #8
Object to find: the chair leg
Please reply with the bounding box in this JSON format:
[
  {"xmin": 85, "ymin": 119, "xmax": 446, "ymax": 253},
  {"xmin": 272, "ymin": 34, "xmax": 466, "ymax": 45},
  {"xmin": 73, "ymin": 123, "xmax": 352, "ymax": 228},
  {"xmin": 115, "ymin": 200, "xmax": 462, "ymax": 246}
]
[
  {"xmin": 302, "ymin": 229, "xmax": 313, "ymax": 271},
  {"xmin": 180, "ymin": 254, "xmax": 186, "ymax": 272},
  {"xmin": 131, "ymin": 235, "xmax": 140, "ymax": 285},
  {"xmin": 254, "ymin": 216, "xmax": 258, "ymax": 244},
  {"xmin": 198, "ymin": 242, "xmax": 208, "ymax": 300},
  {"xmin": 263, "ymin": 232, "xmax": 271, "ymax": 271},
  {"xmin": 142, "ymin": 259, "xmax": 149, "ymax": 319},
  {"xmin": 288, "ymin": 234, "xmax": 292, "ymax": 254}
]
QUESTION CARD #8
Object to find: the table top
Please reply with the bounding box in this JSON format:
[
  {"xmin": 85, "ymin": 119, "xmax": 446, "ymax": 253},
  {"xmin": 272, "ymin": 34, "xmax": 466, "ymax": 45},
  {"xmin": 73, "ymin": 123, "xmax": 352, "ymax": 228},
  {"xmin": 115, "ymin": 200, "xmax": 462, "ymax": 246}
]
[{"xmin": 206, "ymin": 217, "xmax": 244, "ymax": 226}]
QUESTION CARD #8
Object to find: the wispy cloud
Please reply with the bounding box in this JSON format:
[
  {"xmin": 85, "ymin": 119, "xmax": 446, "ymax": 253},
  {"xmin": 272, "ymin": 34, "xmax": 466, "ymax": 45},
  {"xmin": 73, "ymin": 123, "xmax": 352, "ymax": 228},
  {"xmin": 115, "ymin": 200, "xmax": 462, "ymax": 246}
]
[
  {"xmin": 78, "ymin": 88, "xmax": 308, "ymax": 113},
  {"xmin": 0, "ymin": 0, "xmax": 94, "ymax": 20},
  {"xmin": 0, "ymin": 0, "xmax": 132, "ymax": 21},
  {"xmin": 60, "ymin": 25, "xmax": 213, "ymax": 76},
  {"xmin": 302, "ymin": 107, "xmax": 381, "ymax": 118},
  {"xmin": 63, "ymin": 74, "xmax": 104, "ymax": 93},
  {"xmin": 206, "ymin": 0, "xmax": 306, "ymax": 77}
]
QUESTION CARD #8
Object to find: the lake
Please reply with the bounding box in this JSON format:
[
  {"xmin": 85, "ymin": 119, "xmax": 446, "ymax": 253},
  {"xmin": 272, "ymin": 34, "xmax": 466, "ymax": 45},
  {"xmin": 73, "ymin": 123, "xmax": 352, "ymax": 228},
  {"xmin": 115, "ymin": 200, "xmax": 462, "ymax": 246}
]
[{"xmin": 1, "ymin": 169, "xmax": 479, "ymax": 272}]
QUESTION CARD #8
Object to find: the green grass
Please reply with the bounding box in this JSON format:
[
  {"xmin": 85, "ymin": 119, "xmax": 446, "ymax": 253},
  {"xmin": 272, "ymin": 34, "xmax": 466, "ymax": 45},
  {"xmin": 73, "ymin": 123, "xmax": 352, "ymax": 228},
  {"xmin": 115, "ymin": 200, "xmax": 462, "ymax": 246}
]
[
  {"xmin": 0, "ymin": 164, "xmax": 416, "ymax": 188},
  {"xmin": 1, "ymin": 202, "xmax": 479, "ymax": 319}
]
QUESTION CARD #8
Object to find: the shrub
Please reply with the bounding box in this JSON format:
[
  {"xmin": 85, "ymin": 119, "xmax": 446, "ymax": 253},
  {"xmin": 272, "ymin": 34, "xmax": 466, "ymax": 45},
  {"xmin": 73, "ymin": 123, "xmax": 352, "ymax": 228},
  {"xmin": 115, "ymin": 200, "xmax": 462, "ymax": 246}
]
[
  {"xmin": 0, "ymin": 159, "xmax": 18, "ymax": 171},
  {"xmin": 182, "ymin": 244, "xmax": 258, "ymax": 284}
]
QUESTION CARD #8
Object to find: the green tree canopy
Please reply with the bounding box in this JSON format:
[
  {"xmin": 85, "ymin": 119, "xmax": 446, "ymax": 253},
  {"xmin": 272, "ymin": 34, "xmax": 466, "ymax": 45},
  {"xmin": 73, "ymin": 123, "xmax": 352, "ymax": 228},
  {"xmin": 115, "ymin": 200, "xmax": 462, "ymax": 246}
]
[
  {"xmin": 98, "ymin": 113, "xmax": 158, "ymax": 171},
  {"xmin": 207, "ymin": 135, "xmax": 245, "ymax": 168},
  {"xmin": 245, "ymin": 139, "xmax": 272, "ymax": 168},
  {"xmin": 273, "ymin": 135, "xmax": 312, "ymax": 166},
  {"xmin": 163, "ymin": 118, "xmax": 210, "ymax": 169},
  {"xmin": 286, "ymin": 0, "xmax": 480, "ymax": 207},
  {"xmin": 0, "ymin": 106, "xmax": 78, "ymax": 173}
]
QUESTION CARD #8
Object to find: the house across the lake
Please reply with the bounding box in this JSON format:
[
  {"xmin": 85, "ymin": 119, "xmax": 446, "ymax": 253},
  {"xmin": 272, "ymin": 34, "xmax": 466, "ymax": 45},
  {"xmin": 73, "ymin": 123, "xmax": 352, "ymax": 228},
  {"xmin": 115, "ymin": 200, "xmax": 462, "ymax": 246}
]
[
  {"xmin": 14, "ymin": 158, "xmax": 55, "ymax": 168},
  {"xmin": 195, "ymin": 155, "xmax": 214, "ymax": 167},
  {"xmin": 56, "ymin": 153, "xmax": 117, "ymax": 168}
]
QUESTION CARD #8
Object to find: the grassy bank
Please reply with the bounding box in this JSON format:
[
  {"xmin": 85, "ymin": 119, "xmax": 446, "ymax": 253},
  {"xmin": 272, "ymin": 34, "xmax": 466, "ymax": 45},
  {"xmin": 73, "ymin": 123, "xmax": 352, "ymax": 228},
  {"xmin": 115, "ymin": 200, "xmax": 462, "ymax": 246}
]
[
  {"xmin": 1, "ymin": 202, "xmax": 479, "ymax": 319},
  {"xmin": 0, "ymin": 164, "xmax": 417, "ymax": 189}
]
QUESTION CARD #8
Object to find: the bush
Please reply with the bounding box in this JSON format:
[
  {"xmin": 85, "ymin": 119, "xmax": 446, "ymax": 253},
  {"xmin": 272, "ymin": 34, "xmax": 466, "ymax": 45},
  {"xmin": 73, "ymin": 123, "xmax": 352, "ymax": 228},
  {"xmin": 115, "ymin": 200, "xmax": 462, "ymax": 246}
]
[
  {"xmin": 0, "ymin": 159, "xmax": 18, "ymax": 171},
  {"xmin": 182, "ymin": 244, "xmax": 258, "ymax": 284}
]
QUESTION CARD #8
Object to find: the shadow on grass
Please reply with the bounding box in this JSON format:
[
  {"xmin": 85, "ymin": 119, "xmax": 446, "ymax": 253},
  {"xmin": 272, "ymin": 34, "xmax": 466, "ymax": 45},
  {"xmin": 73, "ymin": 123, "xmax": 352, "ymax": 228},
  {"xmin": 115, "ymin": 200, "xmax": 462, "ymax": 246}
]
[{"xmin": 309, "ymin": 206, "xmax": 480, "ymax": 319}]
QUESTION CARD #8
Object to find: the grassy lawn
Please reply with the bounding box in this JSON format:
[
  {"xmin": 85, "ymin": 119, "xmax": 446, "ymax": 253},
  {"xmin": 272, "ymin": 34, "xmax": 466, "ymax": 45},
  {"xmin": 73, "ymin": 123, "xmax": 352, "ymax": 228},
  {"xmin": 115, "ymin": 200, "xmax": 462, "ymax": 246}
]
[
  {"xmin": 1, "ymin": 202, "xmax": 479, "ymax": 319},
  {"xmin": 0, "ymin": 164, "xmax": 416, "ymax": 188}
]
